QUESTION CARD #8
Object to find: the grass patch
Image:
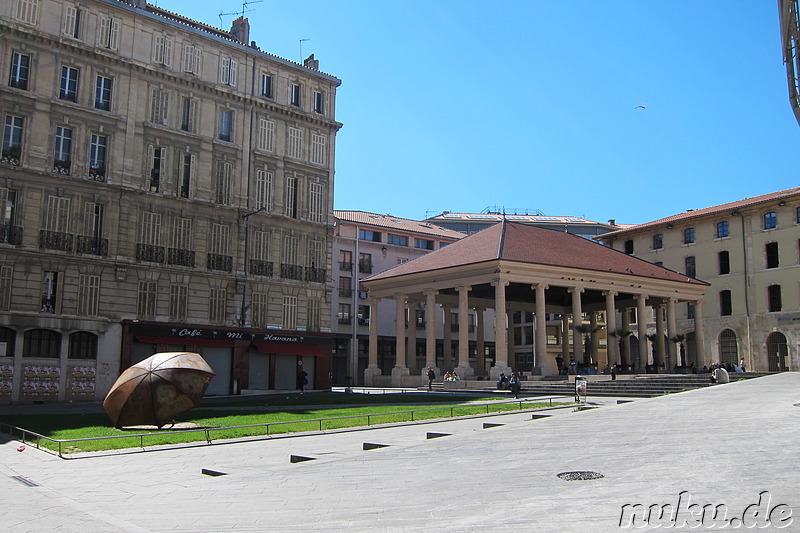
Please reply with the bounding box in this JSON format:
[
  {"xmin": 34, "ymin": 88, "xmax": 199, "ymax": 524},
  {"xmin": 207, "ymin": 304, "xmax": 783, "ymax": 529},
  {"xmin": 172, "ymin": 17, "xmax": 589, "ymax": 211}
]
[{"xmin": 0, "ymin": 393, "xmax": 564, "ymax": 454}]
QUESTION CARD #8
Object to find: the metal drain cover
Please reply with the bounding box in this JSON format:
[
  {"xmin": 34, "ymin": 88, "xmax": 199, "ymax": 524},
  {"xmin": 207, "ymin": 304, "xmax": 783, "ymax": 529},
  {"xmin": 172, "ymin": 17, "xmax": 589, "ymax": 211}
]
[{"xmin": 557, "ymin": 471, "xmax": 604, "ymax": 481}]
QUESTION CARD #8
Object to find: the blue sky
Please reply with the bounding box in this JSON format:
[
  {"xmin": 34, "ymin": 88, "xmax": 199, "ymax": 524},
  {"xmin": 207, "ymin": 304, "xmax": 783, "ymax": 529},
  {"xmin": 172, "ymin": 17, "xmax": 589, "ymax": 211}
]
[{"xmin": 159, "ymin": 1, "xmax": 799, "ymax": 225}]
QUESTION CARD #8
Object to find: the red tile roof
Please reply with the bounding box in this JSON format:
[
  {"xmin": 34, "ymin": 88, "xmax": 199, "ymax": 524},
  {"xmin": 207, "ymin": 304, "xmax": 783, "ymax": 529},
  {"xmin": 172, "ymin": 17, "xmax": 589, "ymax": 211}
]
[
  {"xmin": 335, "ymin": 211, "xmax": 465, "ymax": 239},
  {"xmin": 366, "ymin": 221, "xmax": 706, "ymax": 285},
  {"xmin": 599, "ymin": 186, "xmax": 800, "ymax": 238}
]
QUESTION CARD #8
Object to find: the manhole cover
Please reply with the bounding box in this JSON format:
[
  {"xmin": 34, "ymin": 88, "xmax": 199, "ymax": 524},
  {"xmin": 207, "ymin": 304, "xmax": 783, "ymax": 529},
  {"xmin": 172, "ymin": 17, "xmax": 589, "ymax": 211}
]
[{"xmin": 557, "ymin": 471, "xmax": 604, "ymax": 481}]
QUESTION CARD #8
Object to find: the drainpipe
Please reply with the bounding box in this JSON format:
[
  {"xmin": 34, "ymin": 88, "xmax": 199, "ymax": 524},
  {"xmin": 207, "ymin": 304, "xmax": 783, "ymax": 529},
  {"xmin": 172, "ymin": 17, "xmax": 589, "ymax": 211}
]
[{"xmin": 732, "ymin": 210, "xmax": 752, "ymax": 368}]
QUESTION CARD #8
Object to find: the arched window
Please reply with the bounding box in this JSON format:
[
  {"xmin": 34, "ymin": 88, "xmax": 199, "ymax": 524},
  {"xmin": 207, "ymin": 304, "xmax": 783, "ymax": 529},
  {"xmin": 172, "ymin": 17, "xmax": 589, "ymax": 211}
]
[
  {"xmin": 68, "ymin": 331, "xmax": 97, "ymax": 360},
  {"xmin": 22, "ymin": 329, "xmax": 61, "ymax": 358},
  {"xmin": 767, "ymin": 332, "xmax": 788, "ymax": 371},
  {"xmin": 0, "ymin": 326, "xmax": 16, "ymax": 357},
  {"xmin": 719, "ymin": 329, "xmax": 738, "ymax": 366}
]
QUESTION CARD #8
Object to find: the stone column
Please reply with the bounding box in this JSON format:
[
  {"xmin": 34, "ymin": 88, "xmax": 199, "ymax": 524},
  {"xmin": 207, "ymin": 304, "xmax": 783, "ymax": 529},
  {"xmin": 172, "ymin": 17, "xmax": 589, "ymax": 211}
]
[
  {"xmin": 561, "ymin": 313, "xmax": 570, "ymax": 363},
  {"xmin": 424, "ymin": 290, "xmax": 439, "ymax": 377},
  {"xmin": 694, "ymin": 299, "xmax": 707, "ymax": 366},
  {"xmin": 456, "ymin": 285, "xmax": 474, "ymax": 379},
  {"xmin": 666, "ymin": 298, "xmax": 677, "ymax": 372},
  {"xmin": 364, "ymin": 296, "xmax": 381, "ymax": 385},
  {"xmin": 490, "ymin": 279, "xmax": 511, "ymax": 379},
  {"xmin": 604, "ymin": 290, "xmax": 618, "ymax": 367},
  {"xmin": 570, "ymin": 287, "xmax": 584, "ymax": 365},
  {"xmin": 391, "ymin": 294, "xmax": 410, "ymax": 386},
  {"xmin": 621, "ymin": 307, "xmax": 631, "ymax": 369},
  {"xmin": 475, "ymin": 307, "xmax": 486, "ymax": 375},
  {"xmin": 636, "ymin": 294, "xmax": 648, "ymax": 373},
  {"xmin": 589, "ymin": 312, "xmax": 598, "ymax": 365},
  {"xmin": 655, "ymin": 303, "xmax": 666, "ymax": 372},
  {"xmin": 442, "ymin": 304, "xmax": 453, "ymax": 371},
  {"xmin": 533, "ymin": 284, "xmax": 549, "ymax": 374},
  {"xmin": 407, "ymin": 302, "xmax": 418, "ymax": 374}
]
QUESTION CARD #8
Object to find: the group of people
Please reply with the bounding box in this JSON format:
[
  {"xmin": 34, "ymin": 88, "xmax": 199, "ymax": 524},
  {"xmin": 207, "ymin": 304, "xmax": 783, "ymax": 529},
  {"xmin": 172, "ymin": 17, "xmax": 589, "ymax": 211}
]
[
  {"xmin": 425, "ymin": 368, "xmax": 459, "ymax": 391},
  {"xmin": 496, "ymin": 371, "xmax": 523, "ymax": 398}
]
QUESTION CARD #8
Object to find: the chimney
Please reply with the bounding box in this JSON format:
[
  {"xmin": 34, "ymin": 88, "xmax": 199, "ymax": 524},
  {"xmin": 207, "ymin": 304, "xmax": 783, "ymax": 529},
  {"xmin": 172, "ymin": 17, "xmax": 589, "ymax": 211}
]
[
  {"xmin": 303, "ymin": 54, "xmax": 319, "ymax": 70},
  {"xmin": 230, "ymin": 17, "xmax": 250, "ymax": 44},
  {"xmin": 608, "ymin": 219, "xmax": 616, "ymax": 226},
  {"xmin": 132, "ymin": 0, "xmax": 147, "ymax": 8}
]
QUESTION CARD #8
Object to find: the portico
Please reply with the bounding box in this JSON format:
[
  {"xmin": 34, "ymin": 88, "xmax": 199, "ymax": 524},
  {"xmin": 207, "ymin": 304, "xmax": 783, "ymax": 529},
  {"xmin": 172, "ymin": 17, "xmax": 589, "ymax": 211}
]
[{"xmin": 362, "ymin": 221, "xmax": 708, "ymax": 387}]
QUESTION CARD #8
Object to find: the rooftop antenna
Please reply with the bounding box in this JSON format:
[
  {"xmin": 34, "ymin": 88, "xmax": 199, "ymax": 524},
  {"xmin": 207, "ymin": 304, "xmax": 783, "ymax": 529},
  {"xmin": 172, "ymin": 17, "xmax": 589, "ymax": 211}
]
[
  {"xmin": 218, "ymin": 0, "xmax": 262, "ymax": 25},
  {"xmin": 299, "ymin": 39, "xmax": 311, "ymax": 61}
]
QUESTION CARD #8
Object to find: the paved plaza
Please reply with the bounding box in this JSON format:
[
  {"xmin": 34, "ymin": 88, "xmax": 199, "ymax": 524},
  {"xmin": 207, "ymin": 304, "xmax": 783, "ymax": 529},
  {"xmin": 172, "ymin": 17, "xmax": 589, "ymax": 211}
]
[{"xmin": 1, "ymin": 373, "xmax": 798, "ymax": 532}]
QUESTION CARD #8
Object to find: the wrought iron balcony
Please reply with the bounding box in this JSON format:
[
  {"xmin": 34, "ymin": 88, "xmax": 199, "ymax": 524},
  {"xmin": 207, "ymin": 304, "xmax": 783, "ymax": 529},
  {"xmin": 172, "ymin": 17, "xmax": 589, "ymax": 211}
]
[
  {"xmin": 39, "ymin": 230, "xmax": 73, "ymax": 252},
  {"xmin": 1, "ymin": 147, "xmax": 21, "ymax": 166},
  {"xmin": 280, "ymin": 263, "xmax": 304, "ymax": 280},
  {"xmin": 339, "ymin": 261, "xmax": 352, "ymax": 271},
  {"xmin": 87, "ymin": 166, "xmax": 106, "ymax": 182},
  {"xmin": 249, "ymin": 259, "xmax": 273, "ymax": 277},
  {"xmin": 358, "ymin": 260, "xmax": 373, "ymax": 274},
  {"xmin": 305, "ymin": 267, "xmax": 326, "ymax": 283},
  {"xmin": 136, "ymin": 243, "xmax": 165, "ymax": 263},
  {"xmin": 338, "ymin": 316, "xmax": 352, "ymax": 325},
  {"xmin": 207, "ymin": 253, "xmax": 233, "ymax": 272},
  {"xmin": 76, "ymin": 235, "xmax": 108, "ymax": 256},
  {"xmin": 339, "ymin": 288, "xmax": 353, "ymax": 298},
  {"xmin": 167, "ymin": 248, "xmax": 195, "ymax": 267},
  {"xmin": 52, "ymin": 159, "xmax": 71, "ymax": 175},
  {"xmin": 0, "ymin": 224, "xmax": 22, "ymax": 245}
]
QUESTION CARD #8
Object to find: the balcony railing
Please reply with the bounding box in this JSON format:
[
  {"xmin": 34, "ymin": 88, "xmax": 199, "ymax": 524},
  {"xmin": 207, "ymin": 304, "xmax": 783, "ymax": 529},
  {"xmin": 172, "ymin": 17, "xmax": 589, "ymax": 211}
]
[
  {"xmin": 136, "ymin": 243, "xmax": 165, "ymax": 263},
  {"xmin": 280, "ymin": 264, "xmax": 304, "ymax": 280},
  {"xmin": 339, "ymin": 288, "xmax": 353, "ymax": 298},
  {"xmin": 39, "ymin": 230, "xmax": 73, "ymax": 252},
  {"xmin": 339, "ymin": 261, "xmax": 352, "ymax": 271},
  {"xmin": 76, "ymin": 236, "xmax": 108, "ymax": 256},
  {"xmin": 207, "ymin": 253, "xmax": 233, "ymax": 272},
  {"xmin": 0, "ymin": 224, "xmax": 22, "ymax": 245},
  {"xmin": 167, "ymin": 248, "xmax": 195, "ymax": 267},
  {"xmin": 249, "ymin": 259, "xmax": 273, "ymax": 277},
  {"xmin": 1, "ymin": 147, "xmax": 21, "ymax": 166},
  {"xmin": 358, "ymin": 260, "xmax": 373, "ymax": 274},
  {"xmin": 52, "ymin": 159, "xmax": 71, "ymax": 175},
  {"xmin": 338, "ymin": 317, "xmax": 352, "ymax": 325},
  {"xmin": 87, "ymin": 166, "xmax": 106, "ymax": 182},
  {"xmin": 305, "ymin": 267, "xmax": 326, "ymax": 283}
]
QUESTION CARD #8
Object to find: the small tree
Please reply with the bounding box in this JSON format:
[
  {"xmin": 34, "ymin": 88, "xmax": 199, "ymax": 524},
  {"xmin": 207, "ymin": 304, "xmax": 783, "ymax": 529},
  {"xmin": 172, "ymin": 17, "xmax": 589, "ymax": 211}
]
[
  {"xmin": 670, "ymin": 334, "xmax": 687, "ymax": 368},
  {"xmin": 608, "ymin": 328, "xmax": 632, "ymax": 369},
  {"xmin": 575, "ymin": 324, "xmax": 601, "ymax": 366}
]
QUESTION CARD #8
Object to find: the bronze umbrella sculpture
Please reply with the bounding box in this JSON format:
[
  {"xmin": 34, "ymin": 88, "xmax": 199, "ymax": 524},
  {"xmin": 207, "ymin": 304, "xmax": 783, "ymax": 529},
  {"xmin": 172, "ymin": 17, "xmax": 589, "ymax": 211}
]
[{"xmin": 103, "ymin": 352, "xmax": 215, "ymax": 429}]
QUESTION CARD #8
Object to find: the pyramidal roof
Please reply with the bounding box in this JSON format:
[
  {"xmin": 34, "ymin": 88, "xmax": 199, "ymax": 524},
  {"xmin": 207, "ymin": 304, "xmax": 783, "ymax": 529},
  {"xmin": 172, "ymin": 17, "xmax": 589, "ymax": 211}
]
[{"xmin": 365, "ymin": 220, "xmax": 706, "ymax": 285}]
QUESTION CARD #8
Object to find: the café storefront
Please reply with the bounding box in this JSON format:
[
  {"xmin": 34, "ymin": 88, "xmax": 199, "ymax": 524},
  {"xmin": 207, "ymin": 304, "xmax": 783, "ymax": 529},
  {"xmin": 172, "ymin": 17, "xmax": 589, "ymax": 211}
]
[{"xmin": 122, "ymin": 321, "xmax": 333, "ymax": 395}]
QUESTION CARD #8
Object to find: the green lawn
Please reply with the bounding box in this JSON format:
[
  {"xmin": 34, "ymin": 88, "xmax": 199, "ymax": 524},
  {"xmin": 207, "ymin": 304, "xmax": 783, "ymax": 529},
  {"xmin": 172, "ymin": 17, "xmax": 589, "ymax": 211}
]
[{"xmin": 0, "ymin": 392, "xmax": 565, "ymax": 454}]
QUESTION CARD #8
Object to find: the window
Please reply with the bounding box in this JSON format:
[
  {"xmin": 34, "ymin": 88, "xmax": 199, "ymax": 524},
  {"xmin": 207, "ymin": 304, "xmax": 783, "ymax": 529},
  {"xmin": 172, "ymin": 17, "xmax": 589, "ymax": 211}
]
[
  {"xmin": 97, "ymin": 14, "xmax": 120, "ymax": 50},
  {"xmin": 308, "ymin": 182, "xmax": 324, "ymax": 222},
  {"xmin": 719, "ymin": 329, "xmax": 737, "ymax": 366},
  {"xmin": 313, "ymin": 91, "xmax": 324, "ymax": 114},
  {"xmin": 148, "ymin": 145, "xmax": 165, "ymax": 192},
  {"xmin": 764, "ymin": 211, "xmax": 777, "ymax": 230},
  {"xmin": 718, "ymin": 251, "xmax": 730, "ymax": 275},
  {"xmin": 150, "ymin": 88, "xmax": 169, "ymax": 125},
  {"xmin": 169, "ymin": 284, "xmax": 188, "ymax": 321},
  {"xmin": 415, "ymin": 238, "xmax": 434, "ymax": 250},
  {"xmin": 716, "ymin": 221, "xmax": 729, "ymax": 238},
  {"xmin": 260, "ymin": 73, "xmax": 272, "ymax": 97},
  {"xmin": 77, "ymin": 274, "xmax": 100, "ymax": 316},
  {"xmin": 63, "ymin": 4, "xmax": 82, "ymax": 39},
  {"xmin": 359, "ymin": 252, "xmax": 372, "ymax": 273},
  {"xmin": 719, "ymin": 290, "xmax": 732, "ymax": 316},
  {"xmin": 288, "ymin": 127, "xmax": 303, "ymax": 158},
  {"xmin": 68, "ymin": 332, "xmax": 97, "ymax": 360},
  {"xmin": 180, "ymin": 96, "xmax": 198, "ymax": 132},
  {"xmin": 251, "ymin": 292, "xmax": 268, "ymax": 327},
  {"xmin": 685, "ymin": 256, "xmax": 696, "ymax": 278},
  {"xmin": 95, "ymin": 76, "xmax": 112, "ymax": 110},
  {"xmin": 152, "ymin": 34, "xmax": 173, "ymax": 67},
  {"xmin": 89, "ymin": 133, "xmax": 107, "ymax": 180},
  {"xmin": 687, "ymin": 302, "xmax": 695, "ymax": 320},
  {"xmin": 387, "ymin": 233, "xmax": 408, "ymax": 246},
  {"xmin": 23, "ymin": 329, "xmax": 61, "ymax": 358},
  {"xmin": 15, "ymin": 0, "xmax": 39, "ymax": 24},
  {"xmin": 282, "ymin": 234, "xmax": 299, "ymax": 266},
  {"xmin": 171, "ymin": 217, "xmax": 192, "ymax": 252},
  {"xmin": 137, "ymin": 281, "xmax": 156, "ymax": 319},
  {"xmin": 252, "ymin": 230, "xmax": 270, "ymax": 262},
  {"xmin": 0, "ymin": 266, "xmax": 12, "ymax": 310},
  {"xmin": 359, "ymin": 229, "xmax": 381, "ymax": 242},
  {"xmin": 339, "ymin": 250, "xmax": 352, "ymax": 270},
  {"xmin": 768, "ymin": 285, "xmax": 782, "ymax": 312},
  {"xmin": 59, "ymin": 66, "xmax": 79, "ymax": 101},
  {"xmin": 358, "ymin": 305, "xmax": 371, "ymax": 325},
  {"xmin": 290, "ymin": 83, "xmax": 302, "ymax": 107},
  {"xmin": 9, "ymin": 51, "xmax": 30, "ymax": 90},
  {"xmin": 282, "ymin": 296, "xmax": 297, "ymax": 330},
  {"xmin": 765, "ymin": 242, "xmax": 779, "ymax": 269},
  {"xmin": 255, "ymin": 169, "xmax": 272, "ymax": 210},
  {"xmin": 45, "ymin": 195, "xmax": 70, "ymax": 234},
  {"xmin": 210, "ymin": 223, "xmax": 229, "ymax": 256},
  {"xmin": 178, "ymin": 152, "xmax": 194, "ymax": 198},
  {"xmin": 337, "ymin": 303, "xmax": 351, "ymax": 324},
  {"xmin": 285, "ymin": 176, "xmax": 298, "ymax": 218},
  {"xmin": 209, "ymin": 288, "xmax": 226, "ymax": 324},
  {"xmin": 683, "ymin": 227, "xmax": 695, "ymax": 244},
  {"xmin": 307, "ymin": 298, "xmax": 320, "ymax": 331},
  {"xmin": 624, "ymin": 239, "xmax": 633, "ymax": 254},
  {"xmin": 652, "ymin": 233, "xmax": 663, "ymax": 250},
  {"xmin": 2, "ymin": 115, "xmax": 23, "ymax": 165},
  {"xmin": 82, "ymin": 201, "xmax": 104, "ymax": 254},
  {"xmin": 258, "ymin": 118, "xmax": 275, "ymax": 151},
  {"xmin": 214, "ymin": 160, "xmax": 232, "ymax": 204},
  {"xmin": 339, "ymin": 276, "xmax": 352, "ymax": 297},
  {"xmin": 182, "ymin": 44, "xmax": 202, "ymax": 75},
  {"xmin": 307, "ymin": 239, "xmax": 323, "ymax": 270},
  {"xmin": 218, "ymin": 110, "xmax": 232, "ymax": 141},
  {"xmin": 219, "ymin": 56, "xmax": 237, "ymax": 86},
  {"xmin": 140, "ymin": 211, "xmax": 162, "ymax": 246},
  {"xmin": 41, "ymin": 271, "xmax": 62, "ymax": 313},
  {"xmin": 310, "ymin": 134, "xmax": 326, "ymax": 165}
]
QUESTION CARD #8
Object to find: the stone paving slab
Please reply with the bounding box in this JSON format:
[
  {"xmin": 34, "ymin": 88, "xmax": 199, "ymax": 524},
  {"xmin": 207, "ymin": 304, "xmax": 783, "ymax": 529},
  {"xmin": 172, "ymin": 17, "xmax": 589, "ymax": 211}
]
[{"xmin": 1, "ymin": 376, "xmax": 799, "ymax": 532}]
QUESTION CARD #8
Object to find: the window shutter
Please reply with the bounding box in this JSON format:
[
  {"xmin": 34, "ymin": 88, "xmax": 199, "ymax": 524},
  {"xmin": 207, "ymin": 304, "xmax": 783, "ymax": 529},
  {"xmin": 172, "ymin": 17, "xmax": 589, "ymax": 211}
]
[
  {"xmin": 153, "ymin": 35, "xmax": 164, "ymax": 64},
  {"xmin": 163, "ymin": 37, "xmax": 173, "ymax": 67},
  {"xmin": 63, "ymin": 5, "xmax": 76, "ymax": 36},
  {"xmin": 229, "ymin": 59, "xmax": 237, "ymax": 86}
]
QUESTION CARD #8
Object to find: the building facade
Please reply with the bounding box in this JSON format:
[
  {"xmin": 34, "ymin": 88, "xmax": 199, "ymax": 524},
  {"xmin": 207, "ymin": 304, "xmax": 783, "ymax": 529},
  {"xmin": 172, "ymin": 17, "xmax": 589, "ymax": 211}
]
[
  {"xmin": 598, "ymin": 187, "xmax": 800, "ymax": 372},
  {"xmin": 331, "ymin": 211, "xmax": 479, "ymax": 385},
  {"xmin": 0, "ymin": 0, "xmax": 341, "ymax": 403}
]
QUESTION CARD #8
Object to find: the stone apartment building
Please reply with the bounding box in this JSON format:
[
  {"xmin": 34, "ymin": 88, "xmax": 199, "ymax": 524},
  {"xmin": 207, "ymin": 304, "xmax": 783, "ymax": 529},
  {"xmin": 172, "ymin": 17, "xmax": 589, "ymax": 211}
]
[
  {"xmin": 0, "ymin": 0, "xmax": 341, "ymax": 402},
  {"xmin": 598, "ymin": 187, "xmax": 799, "ymax": 372}
]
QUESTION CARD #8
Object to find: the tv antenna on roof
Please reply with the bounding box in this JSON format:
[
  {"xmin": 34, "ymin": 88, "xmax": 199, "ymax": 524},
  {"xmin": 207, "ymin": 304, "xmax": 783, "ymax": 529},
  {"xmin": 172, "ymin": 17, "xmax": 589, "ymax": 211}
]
[
  {"xmin": 299, "ymin": 39, "xmax": 311, "ymax": 61},
  {"xmin": 219, "ymin": 0, "xmax": 262, "ymax": 25}
]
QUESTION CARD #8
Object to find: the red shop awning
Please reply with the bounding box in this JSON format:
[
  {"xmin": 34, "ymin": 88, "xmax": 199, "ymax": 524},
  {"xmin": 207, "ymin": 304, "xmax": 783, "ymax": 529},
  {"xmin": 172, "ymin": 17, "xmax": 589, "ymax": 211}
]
[
  {"xmin": 252, "ymin": 341, "xmax": 329, "ymax": 357},
  {"xmin": 135, "ymin": 336, "xmax": 234, "ymax": 347}
]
